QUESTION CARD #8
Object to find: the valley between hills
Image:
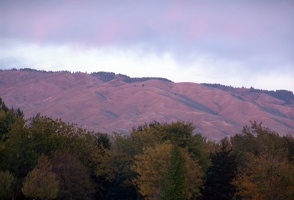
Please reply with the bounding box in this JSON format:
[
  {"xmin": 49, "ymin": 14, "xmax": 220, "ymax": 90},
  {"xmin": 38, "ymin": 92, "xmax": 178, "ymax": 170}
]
[{"xmin": 1, "ymin": 69, "xmax": 293, "ymax": 140}]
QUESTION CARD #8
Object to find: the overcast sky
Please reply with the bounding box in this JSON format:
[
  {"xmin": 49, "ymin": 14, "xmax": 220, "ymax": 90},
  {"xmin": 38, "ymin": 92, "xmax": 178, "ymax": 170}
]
[{"xmin": 1, "ymin": 0, "xmax": 293, "ymax": 91}]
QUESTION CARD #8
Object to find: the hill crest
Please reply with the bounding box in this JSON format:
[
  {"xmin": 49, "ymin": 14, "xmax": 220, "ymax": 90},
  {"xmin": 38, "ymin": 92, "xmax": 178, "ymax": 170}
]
[{"xmin": 1, "ymin": 68, "xmax": 293, "ymax": 139}]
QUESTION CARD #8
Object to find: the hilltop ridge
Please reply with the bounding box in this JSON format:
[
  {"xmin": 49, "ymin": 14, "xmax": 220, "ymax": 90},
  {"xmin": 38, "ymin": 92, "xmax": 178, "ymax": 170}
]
[
  {"xmin": 0, "ymin": 68, "xmax": 293, "ymax": 139},
  {"xmin": 202, "ymin": 83, "xmax": 294, "ymax": 104}
]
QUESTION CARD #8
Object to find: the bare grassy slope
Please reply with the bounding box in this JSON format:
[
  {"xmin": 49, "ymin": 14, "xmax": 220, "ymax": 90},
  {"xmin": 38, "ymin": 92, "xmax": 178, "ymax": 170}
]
[{"xmin": 1, "ymin": 69, "xmax": 293, "ymax": 139}]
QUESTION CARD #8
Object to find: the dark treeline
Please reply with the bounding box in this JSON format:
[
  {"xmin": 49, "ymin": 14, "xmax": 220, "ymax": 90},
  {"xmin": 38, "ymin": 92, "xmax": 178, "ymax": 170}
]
[
  {"xmin": 1, "ymin": 68, "xmax": 172, "ymax": 83},
  {"xmin": 0, "ymin": 97, "xmax": 293, "ymax": 199},
  {"xmin": 203, "ymin": 83, "xmax": 294, "ymax": 103},
  {"xmin": 90, "ymin": 72, "xmax": 173, "ymax": 83}
]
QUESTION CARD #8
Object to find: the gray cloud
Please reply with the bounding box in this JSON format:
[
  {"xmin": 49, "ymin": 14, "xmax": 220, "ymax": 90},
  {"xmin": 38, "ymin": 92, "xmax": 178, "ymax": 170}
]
[{"xmin": 0, "ymin": 0, "xmax": 293, "ymax": 90}]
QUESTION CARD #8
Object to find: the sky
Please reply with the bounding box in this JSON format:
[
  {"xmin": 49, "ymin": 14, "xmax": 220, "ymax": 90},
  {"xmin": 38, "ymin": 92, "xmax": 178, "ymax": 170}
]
[{"xmin": 1, "ymin": 0, "xmax": 294, "ymax": 91}]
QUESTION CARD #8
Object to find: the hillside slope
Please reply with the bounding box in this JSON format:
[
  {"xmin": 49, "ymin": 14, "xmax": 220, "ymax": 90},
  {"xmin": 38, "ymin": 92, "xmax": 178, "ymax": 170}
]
[{"xmin": 1, "ymin": 69, "xmax": 293, "ymax": 139}]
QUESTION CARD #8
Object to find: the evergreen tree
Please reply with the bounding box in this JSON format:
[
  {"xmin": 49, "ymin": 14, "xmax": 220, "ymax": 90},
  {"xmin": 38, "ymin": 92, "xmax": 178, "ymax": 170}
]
[
  {"xmin": 95, "ymin": 132, "xmax": 111, "ymax": 149},
  {"xmin": 0, "ymin": 97, "xmax": 8, "ymax": 112},
  {"xmin": 202, "ymin": 139, "xmax": 237, "ymax": 200},
  {"xmin": 0, "ymin": 97, "xmax": 24, "ymax": 139},
  {"xmin": 160, "ymin": 145, "xmax": 186, "ymax": 200}
]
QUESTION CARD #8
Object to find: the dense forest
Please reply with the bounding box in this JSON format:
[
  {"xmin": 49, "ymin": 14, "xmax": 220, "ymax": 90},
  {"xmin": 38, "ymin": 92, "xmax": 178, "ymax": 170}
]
[
  {"xmin": 1, "ymin": 68, "xmax": 173, "ymax": 83},
  {"xmin": 202, "ymin": 83, "xmax": 294, "ymax": 104},
  {"xmin": 0, "ymin": 97, "xmax": 293, "ymax": 200},
  {"xmin": 90, "ymin": 72, "xmax": 172, "ymax": 83}
]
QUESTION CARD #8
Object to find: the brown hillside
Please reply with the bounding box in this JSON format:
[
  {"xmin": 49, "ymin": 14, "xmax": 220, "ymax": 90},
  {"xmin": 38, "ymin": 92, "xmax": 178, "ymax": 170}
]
[{"xmin": 1, "ymin": 69, "xmax": 293, "ymax": 140}]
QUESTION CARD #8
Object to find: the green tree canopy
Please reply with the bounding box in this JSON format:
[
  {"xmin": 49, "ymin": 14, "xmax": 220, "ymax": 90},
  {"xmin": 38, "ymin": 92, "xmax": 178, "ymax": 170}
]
[
  {"xmin": 0, "ymin": 170, "xmax": 14, "ymax": 199},
  {"xmin": 51, "ymin": 151, "xmax": 95, "ymax": 200},
  {"xmin": 132, "ymin": 142, "xmax": 203, "ymax": 200},
  {"xmin": 231, "ymin": 122, "xmax": 294, "ymax": 199},
  {"xmin": 160, "ymin": 145, "xmax": 186, "ymax": 200},
  {"xmin": 22, "ymin": 154, "xmax": 59, "ymax": 200},
  {"xmin": 234, "ymin": 153, "xmax": 294, "ymax": 199},
  {"xmin": 0, "ymin": 97, "xmax": 23, "ymax": 139},
  {"xmin": 231, "ymin": 121, "xmax": 288, "ymax": 166},
  {"xmin": 0, "ymin": 110, "xmax": 111, "ymax": 199}
]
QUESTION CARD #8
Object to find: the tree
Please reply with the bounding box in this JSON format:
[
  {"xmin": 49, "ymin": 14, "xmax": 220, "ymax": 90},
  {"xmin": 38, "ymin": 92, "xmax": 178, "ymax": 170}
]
[
  {"xmin": 130, "ymin": 121, "xmax": 209, "ymax": 169},
  {"xmin": 95, "ymin": 132, "xmax": 111, "ymax": 149},
  {"xmin": 65, "ymin": 132, "xmax": 113, "ymax": 199},
  {"xmin": 0, "ymin": 97, "xmax": 8, "ymax": 112},
  {"xmin": 102, "ymin": 136, "xmax": 139, "ymax": 200},
  {"xmin": 51, "ymin": 151, "xmax": 94, "ymax": 200},
  {"xmin": 132, "ymin": 143, "xmax": 171, "ymax": 199},
  {"xmin": 160, "ymin": 145, "xmax": 186, "ymax": 200},
  {"xmin": 1, "ymin": 111, "xmax": 111, "ymax": 199},
  {"xmin": 202, "ymin": 139, "xmax": 237, "ymax": 200},
  {"xmin": 231, "ymin": 122, "xmax": 294, "ymax": 199},
  {"xmin": 22, "ymin": 154, "xmax": 59, "ymax": 200},
  {"xmin": 283, "ymin": 135, "xmax": 294, "ymax": 162},
  {"xmin": 100, "ymin": 122, "xmax": 164, "ymax": 199},
  {"xmin": 0, "ymin": 170, "xmax": 14, "ymax": 199},
  {"xmin": 234, "ymin": 153, "xmax": 294, "ymax": 200},
  {"xmin": 158, "ymin": 121, "xmax": 209, "ymax": 169},
  {"xmin": 231, "ymin": 121, "xmax": 287, "ymax": 167},
  {"xmin": 0, "ymin": 97, "xmax": 23, "ymax": 139},
  {"xmin": 108, "ymin": 121, "xmax": 206, "ymax": 200},
  {"xmin": 1, "ymin": 117, "xmax": 38, "ymax": 178},
  {"xmin": 132, "ymin": 143, "xmax": 203, "ymax": 199}
]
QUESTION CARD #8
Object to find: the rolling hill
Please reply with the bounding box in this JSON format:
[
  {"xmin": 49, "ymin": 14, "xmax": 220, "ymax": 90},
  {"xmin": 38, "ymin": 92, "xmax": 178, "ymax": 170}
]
[{"xmin": 1, "ymin": 68, "xmax": 293, "ymax": 139}]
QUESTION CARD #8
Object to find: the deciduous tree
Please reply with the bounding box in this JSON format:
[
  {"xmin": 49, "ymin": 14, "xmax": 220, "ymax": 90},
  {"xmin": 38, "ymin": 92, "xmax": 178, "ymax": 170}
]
[
  {"xmin": 22, "ymin": 154, "xmax": 59, "ymax": 200},
  {"xmin": 52, "ymin": 151, "xmax": 94, "ymax": 200},
  {"xmin": 231, "ymin": 122, "xmax": 294, "ymax": 199},
  {"xmin": 0, "ymin": 170, "xmax": 14, "ymax": 199},
  {"xmin": 132, "ymin": 142, "xmax": 203, "ymax": 200},
  {"xmin": 234, "ymin": 153, "xmax": 294, "ymax": 200}
]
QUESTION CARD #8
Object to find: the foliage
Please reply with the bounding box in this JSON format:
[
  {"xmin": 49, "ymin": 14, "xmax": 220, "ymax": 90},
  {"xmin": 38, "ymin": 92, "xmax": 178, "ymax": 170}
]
[
  {"xmin": 90, "ymin": 72, "xmax": 172, "ymax": 83},
  {"xmin": 230, "ymin": 121, "xmax": 288, "ymax": 166},
  {"xmin": 0, "ymin": 170, "xmax": 14, "ymax": 199},
  {"xmin": 130, "ymin": 121, "xmax": 209, "ymax": 169},
  {"xmin": 101, "ymin": 135, "xmax": 139, "ymax": 199},
  {"xmin": 1, "ymin": 117, "xmax": 37, "ymax": 178},
  {"xmin": 51, "ymin": 151, "xmax": 95, "ymax": 200},
  {"xmin": 95, "ymin": 132, "xmax": 111, "ymax": 149},
  {"xmin": 231, "ymin": 121, "xmax": 294, "ymax": 199},
  {"xmin": 283, "ymin": 135, "xmax": 294, "ymax": 161},
  {"xmin": 0, "ymin": 98, "xmax": 111, "ymax": 198},
  {"xmin": 132, "ymin": 142, "xmax": 203, "ymax": 200},
  {"xmin": 160, "ymin": 145, "xmax": 186, "ymax": 200},
  {"xmin": 0, "ymin": 97, "xmax": 23, "ymax": 139},
  {"xmin": 109, "ymin": 121, "xmax": 207, "ymax": 199},
  {"xmin": 160, "ymin": 121, "xmax": 209, "ymax": 169},
  {"xmin": 22, "ymin": 154, "xmax": 59, "ymax": 200},
  {"xmin": 73, "ymin": 133, "xmax": 112, "ymax": 199},
  {"xmin": 202, "ymin": 83, "xmax": 294, "ymax": 103},
  {"xmin": 132, "ymin": 143, "xmax": 171, "ymax": 199},
  {"xmin": 1, "ymin": 97, "xmax": 294, "ymax": 199},
  {"xmin": 202, "ymin": 138, "xmax": 237, "ymax": 200},
  {"xmin": 234, "ymin": 153, "xmax": 294, "ymax": 199}
]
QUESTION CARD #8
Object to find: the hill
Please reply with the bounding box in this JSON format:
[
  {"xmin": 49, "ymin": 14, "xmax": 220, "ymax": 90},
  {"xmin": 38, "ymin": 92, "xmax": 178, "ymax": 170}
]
[{"xmin": 0, "ymin": 68, "xmax": 293, "ymax": 139}]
